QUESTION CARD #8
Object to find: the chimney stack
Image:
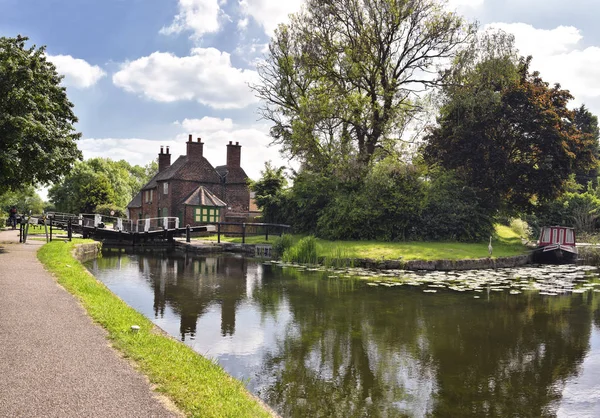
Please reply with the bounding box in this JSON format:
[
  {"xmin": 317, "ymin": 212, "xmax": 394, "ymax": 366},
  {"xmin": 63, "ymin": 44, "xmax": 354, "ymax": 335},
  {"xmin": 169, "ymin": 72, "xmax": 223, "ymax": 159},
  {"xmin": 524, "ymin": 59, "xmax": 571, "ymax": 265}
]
[
  {"xmin": 186, "ymin": 135, "xmax": 204, "ymax": 161},
  {"xmin": 158, "ymin": 145, "xmax": 171, "ymax": 173},
  {"xmin": 226, "ymin": 141, "xmax": 241, "ymax": 168}
]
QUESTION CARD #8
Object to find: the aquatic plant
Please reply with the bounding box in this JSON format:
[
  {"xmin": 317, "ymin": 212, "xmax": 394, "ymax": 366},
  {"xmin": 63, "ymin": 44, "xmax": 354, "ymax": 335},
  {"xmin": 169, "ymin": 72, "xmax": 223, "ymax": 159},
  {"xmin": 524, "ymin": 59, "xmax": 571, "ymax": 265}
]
[{"xmin": 282, "ymin": 236, "xmax": 318, "ymax": 265}]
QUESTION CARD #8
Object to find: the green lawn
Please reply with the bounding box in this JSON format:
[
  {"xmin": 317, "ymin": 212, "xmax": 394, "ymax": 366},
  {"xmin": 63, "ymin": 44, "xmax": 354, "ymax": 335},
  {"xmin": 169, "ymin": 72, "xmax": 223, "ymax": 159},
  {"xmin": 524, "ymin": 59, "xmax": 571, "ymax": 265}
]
[
  {"xmin": 38, "ymin": 240, "xmax": 273, "ymax": 418},
  {"xmin": 201, "ymin": 224, "xmax": 527, "ymax": 260}
]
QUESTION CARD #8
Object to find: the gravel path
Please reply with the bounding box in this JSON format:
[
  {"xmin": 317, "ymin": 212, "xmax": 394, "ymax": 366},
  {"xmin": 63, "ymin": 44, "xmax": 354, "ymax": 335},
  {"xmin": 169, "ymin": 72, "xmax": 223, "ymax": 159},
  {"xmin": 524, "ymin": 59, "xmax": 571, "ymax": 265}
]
[{"xmin": 0, "ymin": 229, "xmax": 181, "ymax": 417}]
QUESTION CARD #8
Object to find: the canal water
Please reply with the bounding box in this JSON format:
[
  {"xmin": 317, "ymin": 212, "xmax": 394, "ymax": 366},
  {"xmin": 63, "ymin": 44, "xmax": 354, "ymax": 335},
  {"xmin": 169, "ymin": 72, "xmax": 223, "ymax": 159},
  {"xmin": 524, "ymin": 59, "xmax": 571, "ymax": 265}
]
[{"xmin": 85, "ymin": 250, "xmax": 600, "ymax": 418}]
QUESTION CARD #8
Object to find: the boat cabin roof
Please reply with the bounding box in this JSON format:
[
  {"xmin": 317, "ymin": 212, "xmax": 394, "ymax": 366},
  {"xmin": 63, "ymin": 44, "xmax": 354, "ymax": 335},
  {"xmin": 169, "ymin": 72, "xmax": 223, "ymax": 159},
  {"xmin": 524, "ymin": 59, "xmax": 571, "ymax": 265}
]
[{"xmin": 538, "ymin": 226, "xmax": 576, "ymax": 246}]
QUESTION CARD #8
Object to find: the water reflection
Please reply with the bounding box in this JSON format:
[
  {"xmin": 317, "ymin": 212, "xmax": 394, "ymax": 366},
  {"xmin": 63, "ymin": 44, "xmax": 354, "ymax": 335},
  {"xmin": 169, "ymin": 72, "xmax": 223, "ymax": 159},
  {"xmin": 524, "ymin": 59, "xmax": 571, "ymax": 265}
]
[{"xmin": 87, "ymin": 251, "xmax": 600, "ymax": 418}]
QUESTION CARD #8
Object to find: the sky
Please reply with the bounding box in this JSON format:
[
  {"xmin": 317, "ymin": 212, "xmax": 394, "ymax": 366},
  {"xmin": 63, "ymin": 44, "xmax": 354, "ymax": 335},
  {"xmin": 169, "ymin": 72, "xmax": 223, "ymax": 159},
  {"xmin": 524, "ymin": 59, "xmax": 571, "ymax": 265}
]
[{"xmin": 2, "ymin": 0, "xmax": 600, "ymax": 198}]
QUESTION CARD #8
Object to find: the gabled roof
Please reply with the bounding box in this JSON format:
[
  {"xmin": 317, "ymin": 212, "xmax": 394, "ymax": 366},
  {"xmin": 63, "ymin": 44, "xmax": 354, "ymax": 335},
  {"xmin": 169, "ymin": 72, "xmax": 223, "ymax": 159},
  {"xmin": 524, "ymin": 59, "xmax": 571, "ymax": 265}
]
[
  {"xmin": 126, "ymin": 191, "xmax": 142, "ymax": 209},
  {"xmin": 181, "ymin": 186, "xmax": 226, "ymax": 207},
  {"xmin": 215, "ymin": 165, "xmax": 228, "ymax": 178},
  {"xmin": 141, "ymin": 155, "xmax": 223, "ymax": 191},
  {"xmin": 142, "ymin": 156, "xmax": 187, "ymax": 190},
  {"xmin": 215, "ymin": 165, "xmax": 248, "ymax": 184}
]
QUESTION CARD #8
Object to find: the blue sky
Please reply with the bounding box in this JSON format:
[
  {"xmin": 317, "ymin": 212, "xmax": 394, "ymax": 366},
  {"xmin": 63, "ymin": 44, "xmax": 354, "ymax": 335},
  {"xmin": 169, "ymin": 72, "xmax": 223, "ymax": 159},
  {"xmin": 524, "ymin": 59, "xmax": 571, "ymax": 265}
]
[{"xmin": 2, "ymin": 0, "xmax": 600, "ymax": 192}]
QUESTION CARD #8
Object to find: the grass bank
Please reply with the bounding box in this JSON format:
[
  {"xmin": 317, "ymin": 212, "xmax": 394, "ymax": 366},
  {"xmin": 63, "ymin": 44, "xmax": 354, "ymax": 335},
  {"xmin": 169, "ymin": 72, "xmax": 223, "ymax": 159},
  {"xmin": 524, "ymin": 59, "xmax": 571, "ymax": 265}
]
[
  {"xmin": 37, "ymin": 239, "xmax": 273, "ymax": 418},
  {"xmin": 201, "ymin": 224, "xmax": 527, "ymax": 261}
]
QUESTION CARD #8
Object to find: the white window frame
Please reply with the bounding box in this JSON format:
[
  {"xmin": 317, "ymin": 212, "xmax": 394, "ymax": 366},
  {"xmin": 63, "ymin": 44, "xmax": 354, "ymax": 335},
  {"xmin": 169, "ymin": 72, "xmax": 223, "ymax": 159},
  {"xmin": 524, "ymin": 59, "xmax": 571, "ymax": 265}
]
[{"xmin": 163, "ymin": 182, "xmax": 169, "ymax": 195}]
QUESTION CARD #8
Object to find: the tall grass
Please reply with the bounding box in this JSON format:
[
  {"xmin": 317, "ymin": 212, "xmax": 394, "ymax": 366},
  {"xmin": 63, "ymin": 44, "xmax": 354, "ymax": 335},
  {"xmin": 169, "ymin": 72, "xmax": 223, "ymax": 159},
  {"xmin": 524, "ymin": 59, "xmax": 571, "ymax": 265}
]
[
  {"xmin": 282, "ymin": 236, "xmax": 318, "ymax": 264},
  {"xmin": 322, "ymin": 246, "xmax": 354, "ymax": 268}
]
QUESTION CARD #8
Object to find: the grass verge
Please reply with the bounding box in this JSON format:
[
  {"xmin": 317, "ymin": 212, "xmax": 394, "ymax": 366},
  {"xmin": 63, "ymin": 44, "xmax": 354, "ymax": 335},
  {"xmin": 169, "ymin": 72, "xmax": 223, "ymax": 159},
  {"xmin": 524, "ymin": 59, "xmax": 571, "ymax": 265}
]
[
  {"xmin": 205, "ymin": 224, "xmax": 527, "ymax": 261},
  {"xmin": 37, "ymin": 239, "xmax": 273, "ymax": 418}
]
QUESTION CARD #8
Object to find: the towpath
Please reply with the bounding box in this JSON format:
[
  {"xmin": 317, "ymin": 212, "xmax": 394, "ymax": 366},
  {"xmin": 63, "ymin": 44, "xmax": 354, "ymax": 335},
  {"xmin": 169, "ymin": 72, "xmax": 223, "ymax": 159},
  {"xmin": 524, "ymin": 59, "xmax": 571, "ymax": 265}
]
[{"xmin": 0, "ymin": 229, "xmax": 181, "ymax": 417}]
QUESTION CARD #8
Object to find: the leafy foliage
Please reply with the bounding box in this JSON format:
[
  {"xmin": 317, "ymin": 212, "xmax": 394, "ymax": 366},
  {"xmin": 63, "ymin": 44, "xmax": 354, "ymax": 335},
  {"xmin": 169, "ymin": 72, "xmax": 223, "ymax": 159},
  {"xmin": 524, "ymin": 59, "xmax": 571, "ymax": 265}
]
[
  {"xmin": 248, "ymin": 162, "xmax": 289, "ymax": 223},
  {"xmin": 0, "ymin": 35, "xmax": 82, "ymax": 194},
  {"xmin": 419, "ymin": 170, "xmax": 494, "ymax": 241},
  {"xmin": 0, "ymin": 186, "xmax": 45, "ymax": 215},
  {"xmin": 49, "ymin": 158, "xmax": 155, "ymax": 214},
  {"xmin": 424, "ymin": 37, "xmax": 596, "ymax": 215},
  {"xmin": 253, "ymin": 0, "xmax": 475, "ymax": 169},
  {"xmin": 573, "ymin": 105, "xmax": 600, "ymax": 188}
]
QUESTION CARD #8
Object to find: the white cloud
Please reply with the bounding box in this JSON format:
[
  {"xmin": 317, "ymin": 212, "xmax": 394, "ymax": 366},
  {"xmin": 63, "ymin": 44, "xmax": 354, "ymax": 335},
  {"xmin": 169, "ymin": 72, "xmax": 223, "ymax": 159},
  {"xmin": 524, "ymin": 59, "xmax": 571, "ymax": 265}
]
[
  {"xmin": 177, "ymin": 116, "xmax": 235, "ymax": 132},
  {"xmin": 484, "ymin": 23, "xmax": 600, "ymax": 105},
  {"xmin": 239, "ymin": 0, "xmax": 303, "ymax": 36},
  {"xmin": 79, "ymin": 117, "xmax": 290, "ymax": 180},
  {"xmin": 484, "ymin": 23, "xmax": 582, "ymax": 57},
  {"xmin": 47, "ymin": 54, "xmax": 106, "ymax": 89},
  {"xmin": 160, "ymin": 0, "xmax": 222, "ymax": 38},
  {"xmin": 112, "ymin": 48, "xmax": 259, "ymax": 109}
]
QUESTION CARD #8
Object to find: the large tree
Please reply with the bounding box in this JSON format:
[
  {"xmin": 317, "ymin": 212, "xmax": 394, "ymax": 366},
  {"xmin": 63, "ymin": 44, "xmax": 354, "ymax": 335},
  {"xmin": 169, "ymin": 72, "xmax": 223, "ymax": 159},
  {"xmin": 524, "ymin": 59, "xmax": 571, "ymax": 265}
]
[
  {"xmin": 49, "ymin": 158, "xmax": 155, "ymax": 214},
  {"xmin": 0, "ymin": 35, "xmax": 82, "ymax": 194},
  {"xmin": 423, "ymin": 46, "xmax": 596, "ymax": 214},
  {"xmin": 252, "ymin": 0, "xmax": 475, "ymax": 171},
  {"xmin": 572, "ymin": 104, "xmax": 600, "ymax": 188}
]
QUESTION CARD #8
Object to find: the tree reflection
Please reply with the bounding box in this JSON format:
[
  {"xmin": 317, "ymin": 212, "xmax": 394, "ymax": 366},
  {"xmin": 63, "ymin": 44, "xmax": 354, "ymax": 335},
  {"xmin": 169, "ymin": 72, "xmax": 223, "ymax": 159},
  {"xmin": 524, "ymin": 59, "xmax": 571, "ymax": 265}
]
[
  {"xmin": 253, "ymin": 268, "xmax": 594, "ymax": 418},
  {"xmin": 90, "ymin": 253, "xmax": 599, "ymax": 418}
]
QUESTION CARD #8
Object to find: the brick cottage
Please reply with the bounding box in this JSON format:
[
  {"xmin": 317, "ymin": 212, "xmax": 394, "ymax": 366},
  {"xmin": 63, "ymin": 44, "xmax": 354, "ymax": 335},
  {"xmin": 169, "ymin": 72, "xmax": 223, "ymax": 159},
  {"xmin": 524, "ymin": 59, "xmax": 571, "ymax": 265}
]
[{"xmin": 127, "ymin": 135, "xmax": 257, "ymax": 226}]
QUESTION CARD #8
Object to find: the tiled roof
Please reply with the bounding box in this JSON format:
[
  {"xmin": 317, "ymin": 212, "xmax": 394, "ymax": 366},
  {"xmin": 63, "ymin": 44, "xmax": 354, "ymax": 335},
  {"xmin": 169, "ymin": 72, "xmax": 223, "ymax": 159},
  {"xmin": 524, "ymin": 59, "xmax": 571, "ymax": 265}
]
[
  {"xmin": 126, "ymin": 191, "xmax": 142, "ymax": 208},
  {"xmin": 142, "ymin": 156, "xmax": 187, "ymax": 190},
  {"xmin": 141, "ymin": 155, "xmax": 222, "ymax": 190},
  {"xmin": 215, "ymin": 165, "xmax": 228, "ymax": 178},
  {"xmin": 181, "ymin": 186, "xmax": 227, "ymax": 207},
  {"xmin": 215, "ymin": 165, "xmax": 248, "ymax": 184}
]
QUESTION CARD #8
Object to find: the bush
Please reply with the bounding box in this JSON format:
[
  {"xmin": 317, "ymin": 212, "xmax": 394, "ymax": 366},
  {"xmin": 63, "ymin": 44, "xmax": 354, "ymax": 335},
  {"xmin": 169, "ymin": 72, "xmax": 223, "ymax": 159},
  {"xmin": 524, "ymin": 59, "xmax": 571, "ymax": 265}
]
[
  {"xmin": 282, "ymin": 236, "xmax": 318, "ymax": 264},
  {"xmin": 509, "ymin": 218, "xmax": 532, "ymax": 239},
  {"xmin": 419, "ymin": 171, "xmax": 494, "ymax": 241},
  {"xmin": 272, "ymin": 233, "xmax": 294, "ymax": 258}
]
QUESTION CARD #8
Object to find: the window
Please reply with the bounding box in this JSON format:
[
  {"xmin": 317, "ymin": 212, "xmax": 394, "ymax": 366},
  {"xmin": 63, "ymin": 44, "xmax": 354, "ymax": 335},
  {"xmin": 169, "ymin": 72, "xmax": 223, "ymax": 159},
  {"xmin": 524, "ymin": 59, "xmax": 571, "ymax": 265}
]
[
  {"xmin": 144, "ymin": 189, "xmax": 154, "ymax": 203},
  {"xmin": 194, "ymin": 206, "xmax": 220, "ymax": 223},
  {"xmin": 163, "ymin": 182, "xmax": 168, "ymax": 195}
]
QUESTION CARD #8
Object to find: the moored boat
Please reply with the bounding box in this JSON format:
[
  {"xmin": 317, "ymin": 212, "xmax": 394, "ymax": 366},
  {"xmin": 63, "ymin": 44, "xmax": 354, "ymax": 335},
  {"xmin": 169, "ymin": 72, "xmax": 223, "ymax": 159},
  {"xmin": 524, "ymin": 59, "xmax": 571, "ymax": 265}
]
[{"xmin": 532, "ymin": 226, "xmax": 577, "ymax": 264}]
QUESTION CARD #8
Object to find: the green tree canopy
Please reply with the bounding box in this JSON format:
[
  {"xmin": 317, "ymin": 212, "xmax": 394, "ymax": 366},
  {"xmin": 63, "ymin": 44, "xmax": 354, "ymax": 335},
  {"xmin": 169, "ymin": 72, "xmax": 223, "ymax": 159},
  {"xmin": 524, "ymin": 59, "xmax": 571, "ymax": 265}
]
[
  {"xmin": 253, "ymin": 0, "xmax": 475, "ymax": 172},
  {"xmin": 249, "ymin": 162, "xmax": 289, "ymax": 224},
  {"xmin": 572, "ymin": 104, "xmax": 600, "ymax": 187},
  {"xmin": 0, "ymin": 35, "xmax": 82, "ymax": 194},
  {"xmin": 0, "ymin": 186, "xmax": 45, "ymax": 215},
  {"xmin": 48, "ymin": 158, "xmax": 155, "ymax": 214},
  {"xmin": 422, "ymin": 33, "xmax": 596, "ymax": 215}
]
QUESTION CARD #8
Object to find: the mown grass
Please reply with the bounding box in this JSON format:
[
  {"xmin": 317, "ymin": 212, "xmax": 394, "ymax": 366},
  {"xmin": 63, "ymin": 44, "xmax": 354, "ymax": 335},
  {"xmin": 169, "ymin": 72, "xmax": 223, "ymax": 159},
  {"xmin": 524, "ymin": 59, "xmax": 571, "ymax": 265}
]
[
  {"xmin": 37, "ymin": 239, "xmax": 273, "ymax": 418},
  {"xmin": 205, "ymin": 224, "xmax": 527, "ymax": 261}
]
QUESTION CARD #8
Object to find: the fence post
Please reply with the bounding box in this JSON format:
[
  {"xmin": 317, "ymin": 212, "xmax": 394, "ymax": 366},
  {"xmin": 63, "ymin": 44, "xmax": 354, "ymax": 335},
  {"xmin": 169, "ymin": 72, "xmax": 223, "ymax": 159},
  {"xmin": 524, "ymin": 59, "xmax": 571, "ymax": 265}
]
[
  {"xmin": 50, "ymin": 219, "xmax": 53, "ymax": 242},
  {"xmin": 217, "ymin": 222, "xmax": 221, "ymax": 243},
  {"xmin": 186, "ymin": 225, "xmax": 191, "ymax": 243},
  {"xmin": 68, "ymin": 219, "xmax": 72, "ymax": 241},
  {"xmin": 242, "ymin": 223, "xmax": 246, "ymax": 244},
  {"xmin": 19, "ymin": 222, "xmax": 23, "ymax": 243},
  {"xmin": 265, "ymin": 225, "xmax": 269, "ymax": 241}
]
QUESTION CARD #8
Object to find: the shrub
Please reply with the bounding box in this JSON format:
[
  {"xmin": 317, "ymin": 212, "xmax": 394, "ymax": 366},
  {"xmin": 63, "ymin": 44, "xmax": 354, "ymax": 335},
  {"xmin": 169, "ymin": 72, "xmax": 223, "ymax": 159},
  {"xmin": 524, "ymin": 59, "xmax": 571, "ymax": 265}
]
[
  {"xmin": 282, "ymin": 236, "xmax": 318, "ymax": 264},
  {"xmin": 509, "ymin": 218, "xmax": 532, "ymax": 239},
  {"xmin": 272, "ymin": 233, "xmax": 294, "ymax": 258}
]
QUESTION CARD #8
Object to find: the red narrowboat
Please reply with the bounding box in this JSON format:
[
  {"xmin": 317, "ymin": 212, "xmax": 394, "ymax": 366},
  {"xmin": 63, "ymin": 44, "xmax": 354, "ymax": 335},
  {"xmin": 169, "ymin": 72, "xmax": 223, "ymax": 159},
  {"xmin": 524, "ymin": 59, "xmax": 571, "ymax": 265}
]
[{"xmin": 533, "ymin": 226, "xmax": 577, "ymax": 264}]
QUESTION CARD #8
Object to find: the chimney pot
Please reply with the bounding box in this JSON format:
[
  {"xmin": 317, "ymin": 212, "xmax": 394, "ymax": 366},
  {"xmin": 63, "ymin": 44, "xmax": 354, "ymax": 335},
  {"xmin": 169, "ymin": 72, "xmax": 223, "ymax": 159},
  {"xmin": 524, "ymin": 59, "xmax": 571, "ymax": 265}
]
[
  {"xmin": 197, "ymin": 137, "xmax": 201, "ymax": 143},
  {"xmin": 235, "ymin": 142, "xmax": 239, "ymax": 146},
  {"xmin": 166, "ymin": 146, "xmax": 170, "ymax": 154},
  {"xmin": 188, "ymin": 134, "xmax": 192, "ymax": 142},
  {"xmin": 229, "ymin": 141, "xmax": 232, "ymax": 145},
  {"xmin": 160, "ymin": 146, "xmax": 164, "ymax": 154}
]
